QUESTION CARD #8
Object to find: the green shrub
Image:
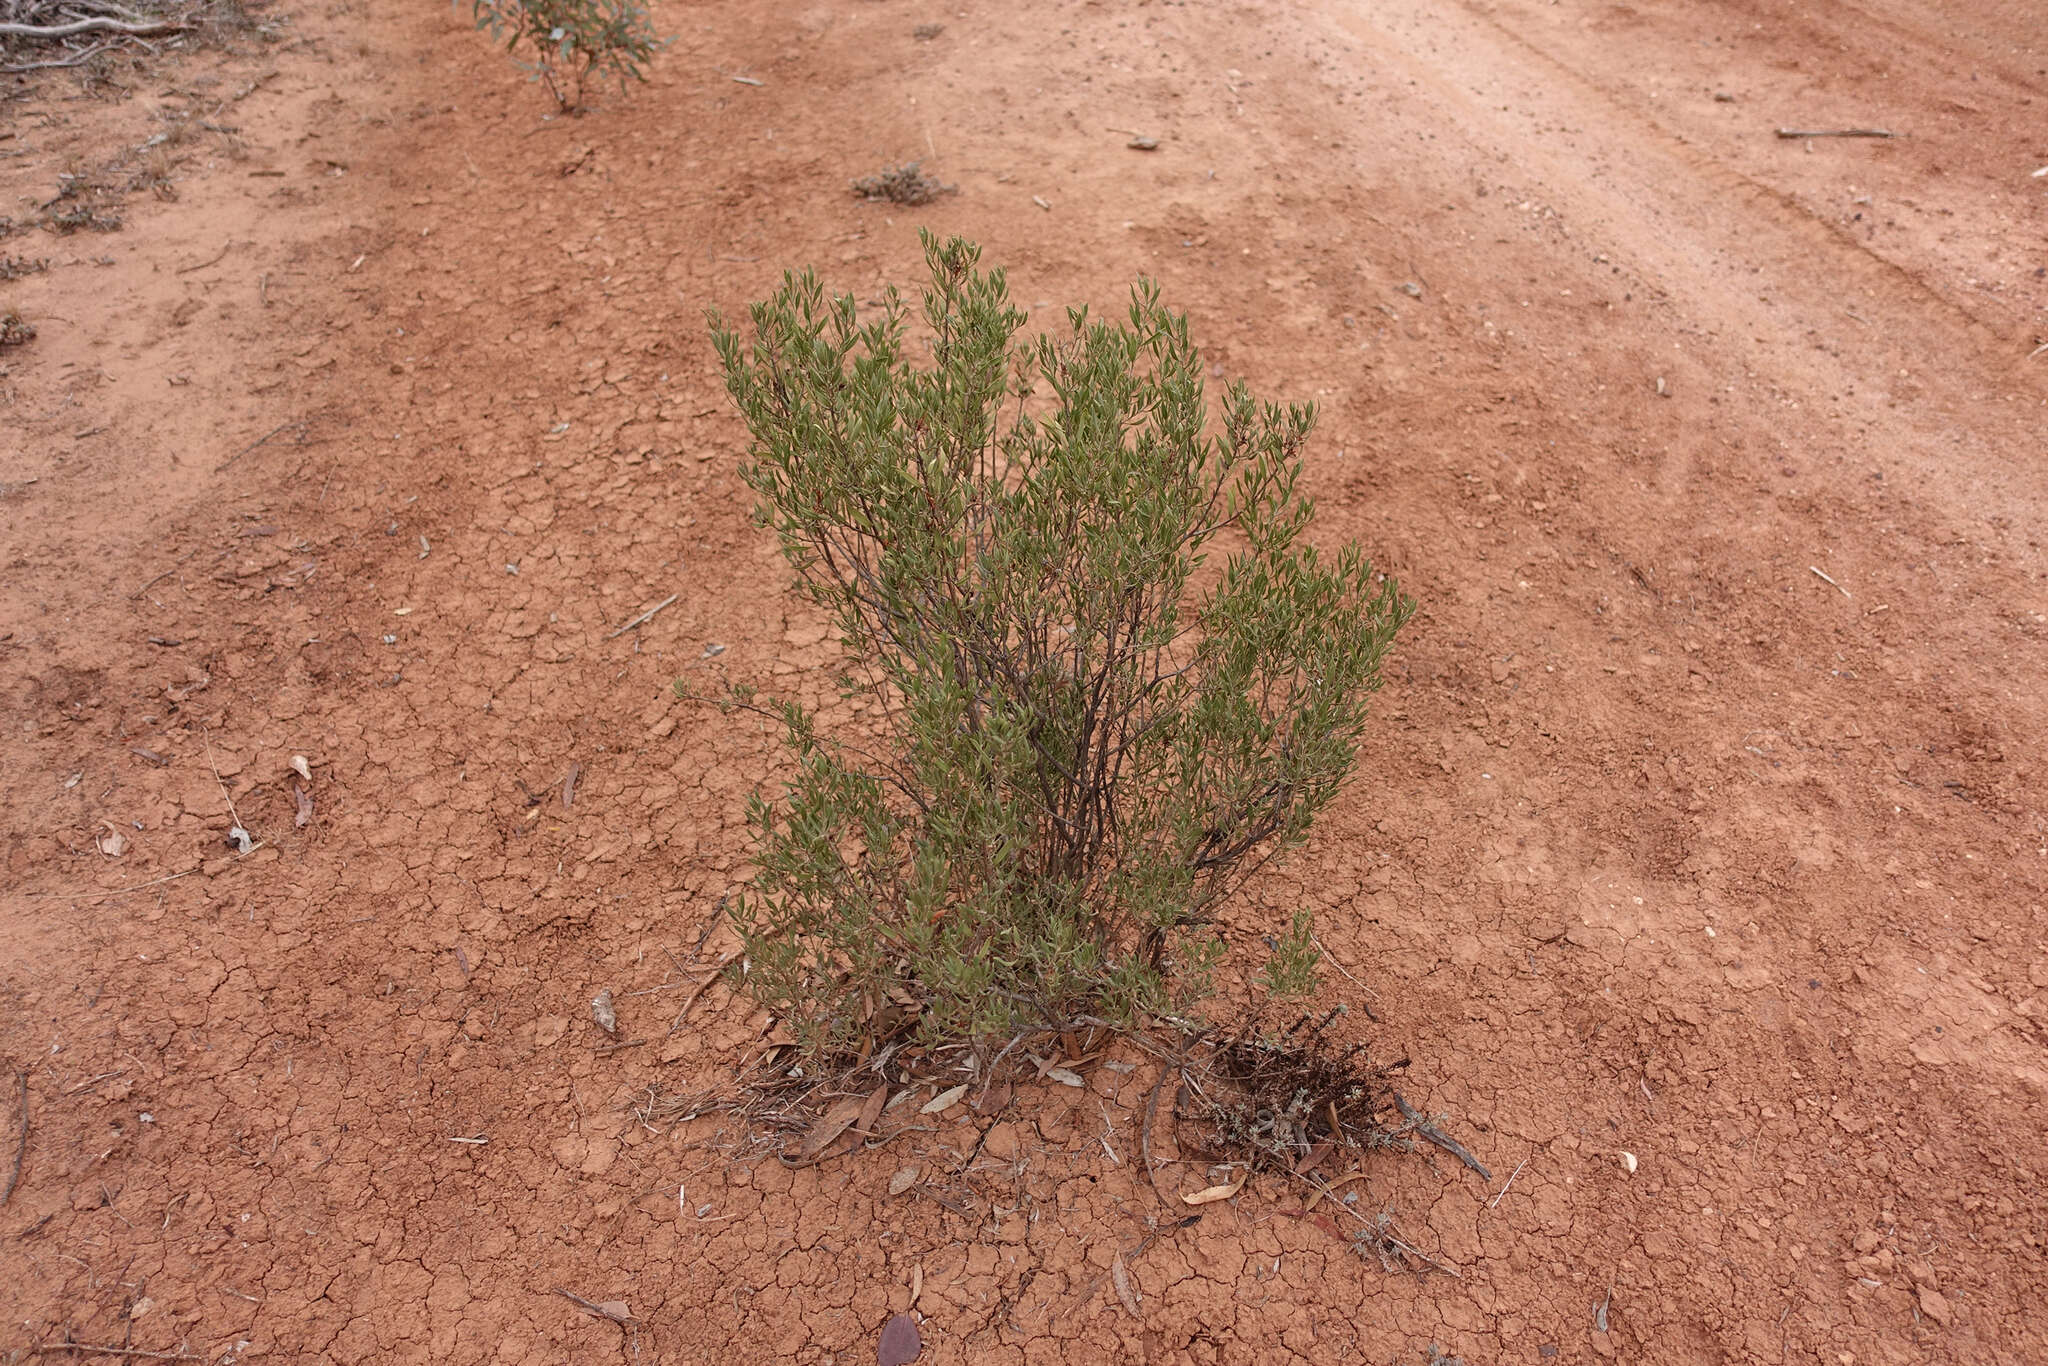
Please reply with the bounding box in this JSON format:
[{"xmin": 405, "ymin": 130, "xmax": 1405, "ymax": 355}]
[
  {"xmin": 466, "ymin": 0, "xmax": 663, "ymax": 113},
  {"xmin": 702, "ymin": 234, "xmax": 1413, "ymax": 1059}
]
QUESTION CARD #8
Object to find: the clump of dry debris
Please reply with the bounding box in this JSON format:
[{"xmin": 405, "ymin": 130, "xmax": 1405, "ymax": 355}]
[
  {"xmin": 1175, "ymin": 1005, "xmax": 1406, "ymax": 1173},
  {"xmin": 850, "ymin": 161, "xmax": 956, "ymax": 206}
]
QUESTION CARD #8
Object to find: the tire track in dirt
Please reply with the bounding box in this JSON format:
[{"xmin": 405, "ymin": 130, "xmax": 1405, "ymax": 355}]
[{"xmin": 1331, "ymin": 0, "xmax": 2042, "ymax": 397}]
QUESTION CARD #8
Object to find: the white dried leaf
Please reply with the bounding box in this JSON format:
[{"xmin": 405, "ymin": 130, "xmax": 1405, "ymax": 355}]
[
  {"xmin": 590, "ymin": 989, "xmax": 618, "ymax": 1035},
  {"xmin": 1182, "ymin": 1166, "xmax": 1248, "ymax": 1205},
  {"xmin": 1110, "ymin": 1251, "xmax": 1141, "ymax": 1316},
  {"xmin": 920, "ymin": 1083, "xmax": 969, "ymax": 1115}
]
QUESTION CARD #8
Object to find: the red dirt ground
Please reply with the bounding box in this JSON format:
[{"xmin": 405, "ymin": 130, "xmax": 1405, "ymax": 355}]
[{"xmin": 4, "ymin": 0, "xmax": 2046, "ymax": 1361}]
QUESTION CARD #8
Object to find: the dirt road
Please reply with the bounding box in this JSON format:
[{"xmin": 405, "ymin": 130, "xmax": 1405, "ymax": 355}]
[{"xmin": 3, "ymin": 0, "xmax": 2044, "ymax": 1361}]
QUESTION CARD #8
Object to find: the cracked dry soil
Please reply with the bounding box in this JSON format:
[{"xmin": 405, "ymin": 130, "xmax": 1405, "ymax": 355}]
[{"xmin": 3, "ymin": 0, "xmax": 2046, "ymax": 1362}]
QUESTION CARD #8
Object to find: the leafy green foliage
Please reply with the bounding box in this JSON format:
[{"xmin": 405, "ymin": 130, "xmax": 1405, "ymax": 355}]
[
  {"xmin": 466, "ymin": 0, "xmax": 663, "ymax": 113},
  {"xmin": 704, "ymin": 234, "xmax": 1413, "ymax": 1058},
  {"xmin": 1261, "ymin": 909, "xmax": 1322, "ymax": 999}
]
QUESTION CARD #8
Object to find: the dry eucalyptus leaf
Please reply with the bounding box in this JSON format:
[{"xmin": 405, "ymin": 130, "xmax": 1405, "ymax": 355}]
[
  {"xmin": 590, "ymin": 989, "xmax": 618, "ymax": 1035},
  {"xmin": 1111, "ymin": 1251, "xmax": 1141, "ymax": 1315},
  {"xmin": 920, "ymin": 1083, "xmax": 969, "ymax": 1115},
  {"xmin": 800, "ymin": 1092, "xmax": 870, "ymax": 1158},
  {"xmin": 97, "ymin": 821, "xmax": 128, "ymax": 857},
  {"xmin": 293, "ymin": 784, "xmax": 314, "ymax": 829},
  {"xmin": 909, "ymin": 1261, "xmax": 923, "ymax": 1308},
  {"xmin": 1044, "ymin": 1067, "xmax": 1085, "ymax": 1088},
  {"xmin": 876, "ymin": 1312, "xmax": 921, "ymax": 1366},
  {"xmin": 554, "ymin": 1288, "xmax": 632, "ymax": 1324},
  {"xmin": 888, "ymin": 1165, "xmax": 921, "ymax": 1196},
  {"xmin": 1182, "ymin": 1166, "xmax": 1248, "ymax": 1206},
  {"xmin": 289, "ymin": 754, "xmax": 312, "ymax": 781},
  {"xmin": 853, "ymin": 1085, "xmax": 889, "ymax": 1139}
]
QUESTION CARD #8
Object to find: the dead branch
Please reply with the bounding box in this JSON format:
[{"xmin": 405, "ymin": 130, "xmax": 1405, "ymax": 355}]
[
  {"xmin": 31, "ymin": 1346, "xmax": 201, "ymax": 1361},
  {"xmin": 2, "ymin": 41, "xmax": 110, "ymax": 70},
  {"xmin": 1774, "ymin": 127, "xmax": 1896, "ymax": 139},
  {"xmin": 2, "ymin": 1069, "xmax": 25, "ymax": 1206},
  {"xmin": 0, "ymin": 16, "xmax": 186, "ymax": 38}
]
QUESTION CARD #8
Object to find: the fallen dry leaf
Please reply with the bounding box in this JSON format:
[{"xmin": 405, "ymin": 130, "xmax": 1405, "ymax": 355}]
[
  {"xmin": 1182, "ymin": 1166, "xmax": 1248, "ymax": 1206},
  {"xmin": 1043, "ymin": 1066, "xmax": 1085, "ymax": 1088},
  {"xmin": 909, "ymin": 1260, "xmax": 923, "ymax": 1308},
  {"xmin": 876, "ymin": 1311, "xmax": 921, "ymax": 1366},
  {"xmin": 1294, "ymin": 1141, "xmax": 1335, "ymax": 1177},
  {"xmin": 97, "ymin": 821, "xmax": 128, "ymax": 857},
  {"xmin": 289, "ymin": 754, "xmax": 312, "ymax": 781},
  {"xmin": 888, "ymin": 1165, "xmax": 921, "ymax": 1196},
  {"xmin": 920, "ymin": 1083, "xmax": 968, "ymax": 1115},
  {"xmin": 293, "ymin": 783, "xmax": 314, "ymax": 828},
  {"xmin": 799, "ymin": 1091, "xmax": 871, "ymax": 1159},
  {"xmin": 590, "ymin": 989, "xmax": 618, "ymax": 1035},
  {"xmin": 1111, "ymin": 1250, "xmax": 1141, "ymax": 1315},
  {"xmin": 853, "ymin": 1085, "xmax": 889, "ymax": 1139},
  {"xmin": 553, "ymin": 1287, "xmax": 632, "ymax": 1324}
]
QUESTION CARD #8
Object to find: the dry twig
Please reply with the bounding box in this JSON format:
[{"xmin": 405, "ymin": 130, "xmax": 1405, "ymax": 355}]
[
  {"xmin": 3, "ymin": 1069, "xmax": 26, "ymax": 1206},
  {"xmin": 216, "ymin": 418, "xmax": 306, "ymax": 472},
  {"xmin": 31, "ymin": 1346, "xmax": 201, "ymax": 1361},
  {"xmin": 607, "ymin": 593, "xmax": 678, "ymax": 639},
  {"xmin": 668, "ymin": 954, "xmax": 735, "ymax": 1033},
  {"xmin": 1392, "ymin": 1092, "xmax": 1491, "ymax": 1180},
  {"xmin": 1775, "ymin": 127, "xmax": 1897, "ymax": 139},
  {"xmin": 1489, "ymin": 1156, "xmax": 1529, "ymax": 1209}
]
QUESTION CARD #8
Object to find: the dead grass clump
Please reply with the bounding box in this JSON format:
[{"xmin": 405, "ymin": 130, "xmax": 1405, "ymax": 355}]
[
  {"xmin": 1, "ymin": 310, "xmax": 37, "ymax": 346},
  {"xmin": 43, "ymin": 202, "xmax": 123, "ymax": 233},
  {"xmin": 850, "ymin": 161, "xmax": 955, "ymax": 205},
  {"xmin": 1, "ymin": 255, "xmax": 49, "ymax": 280}
]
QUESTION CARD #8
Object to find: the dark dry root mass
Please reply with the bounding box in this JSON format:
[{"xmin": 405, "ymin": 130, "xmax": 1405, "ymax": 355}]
[{"xmin": 1175, "ymin": 1006, "xmax": 1410, "ymax": 1174}]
